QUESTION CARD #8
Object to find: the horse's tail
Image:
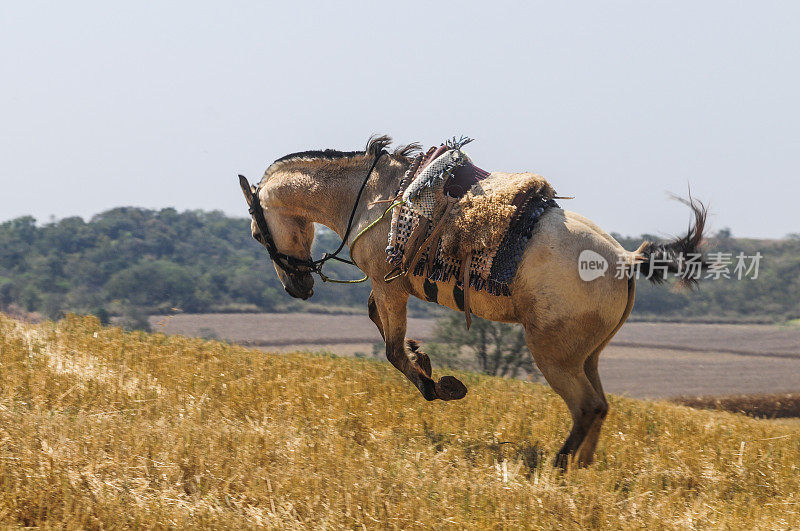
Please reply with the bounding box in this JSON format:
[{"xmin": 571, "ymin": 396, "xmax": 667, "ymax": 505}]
[{"xmin": 630, "ymin": 196, "xmax": 708, "ymax": 286}]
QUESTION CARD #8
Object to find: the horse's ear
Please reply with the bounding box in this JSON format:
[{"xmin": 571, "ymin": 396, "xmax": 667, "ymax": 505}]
[{"xmin": 238, "ymin": 175, "xmax": 255, "ymax": 207}]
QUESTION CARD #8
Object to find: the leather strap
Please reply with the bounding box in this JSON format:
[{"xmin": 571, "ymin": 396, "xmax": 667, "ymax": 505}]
[
  {"xmin": 461, "ymin": 253, "xmax": 473, "ymax": 329},
  {"xmin": 402, "ymin": 217, "xmax": 430, "ymax": 273},
  {"xmin": 404, "ymin": 195, "xmax": 457, "ymax": 279}
]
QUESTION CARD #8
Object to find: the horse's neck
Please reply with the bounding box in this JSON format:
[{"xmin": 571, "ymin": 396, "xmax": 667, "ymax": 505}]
[{"xmin": 276, "ymin": 160, "xmax": 405, "ymax": 241}]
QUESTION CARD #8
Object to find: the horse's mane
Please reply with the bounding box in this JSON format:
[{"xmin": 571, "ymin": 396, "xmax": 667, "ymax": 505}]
[{"xmin": 269, "ymin": 135, "xmax": 421, "ymax": 169}]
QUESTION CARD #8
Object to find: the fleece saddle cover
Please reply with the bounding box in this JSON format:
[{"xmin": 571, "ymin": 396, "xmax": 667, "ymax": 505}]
[{"xmin": 385, "ymin": 139, "xmax": 559, "ymax": 297}]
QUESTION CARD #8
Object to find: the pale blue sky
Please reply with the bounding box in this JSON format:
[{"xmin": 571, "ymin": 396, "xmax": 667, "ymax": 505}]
[{"xmin": 1, "ymin": 1, "xmax": 798, "ymax": 238}]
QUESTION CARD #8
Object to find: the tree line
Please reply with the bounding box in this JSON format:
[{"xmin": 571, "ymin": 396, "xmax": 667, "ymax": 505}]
[
  {"xmin": 0, "ymin": 208, "xmax": 372, "ymax": 328},
  {"xmin": 0, "ymin": 208, "xmax": 797, "ymax": 327}
]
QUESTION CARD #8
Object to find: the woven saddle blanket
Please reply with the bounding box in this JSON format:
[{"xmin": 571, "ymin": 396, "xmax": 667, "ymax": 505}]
[{"xmin": 385, "ymin": 139, "xmax": 559, "ymax": 297}]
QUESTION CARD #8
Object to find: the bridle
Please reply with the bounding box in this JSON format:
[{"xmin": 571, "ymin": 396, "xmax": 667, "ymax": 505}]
[{"xmin": 238, "ymin": 149, "xmax": 387, "ymax": 282}]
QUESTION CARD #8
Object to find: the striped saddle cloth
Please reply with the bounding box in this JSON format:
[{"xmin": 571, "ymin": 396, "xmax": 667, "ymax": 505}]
[{"xmin": 385, "ymin": 139, "xmax": 558, "ymax": 302}]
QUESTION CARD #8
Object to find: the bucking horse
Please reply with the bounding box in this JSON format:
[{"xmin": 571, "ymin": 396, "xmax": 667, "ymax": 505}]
[{"xmin": 238, "ymin": 135, "xmax": 706, "ymax": 468}]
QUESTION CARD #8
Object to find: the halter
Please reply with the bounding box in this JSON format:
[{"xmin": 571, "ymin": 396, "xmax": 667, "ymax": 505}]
[{"xmin": 238, "ymin": 149, "xmax": 387, "ymax": 283}]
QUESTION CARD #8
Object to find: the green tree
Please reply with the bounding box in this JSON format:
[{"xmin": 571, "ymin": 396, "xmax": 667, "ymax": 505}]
[
  {"xmin": 105, "ymin": 260, "xmax": 201, "ymax": 312},
  {"xmin": 431, "ymin": 313, "xmax": 540, "ymax": 379},
  {"xmin": 1, "ymin": 208, "xmax": 798, "ymax": 326}
]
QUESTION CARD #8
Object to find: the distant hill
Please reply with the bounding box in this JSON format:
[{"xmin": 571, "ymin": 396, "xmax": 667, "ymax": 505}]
[
  {"xmin": 1, "ymin": 313, "xmax": 798, "ymax": 527},
  {"xmin": 0, "ymin": 208, "xmax": 797, "ymax": 325}
]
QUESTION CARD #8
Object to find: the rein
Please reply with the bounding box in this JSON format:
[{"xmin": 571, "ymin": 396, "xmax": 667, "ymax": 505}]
[{"xmin": 238, "ymin": 149, "xmax": 388, "ymax": 284}]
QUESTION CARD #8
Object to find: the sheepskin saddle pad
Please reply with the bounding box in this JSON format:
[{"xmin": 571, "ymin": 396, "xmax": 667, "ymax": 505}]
[{"xmin": 385, "ymin": 138, "xmax": 559, "ymax": 297}]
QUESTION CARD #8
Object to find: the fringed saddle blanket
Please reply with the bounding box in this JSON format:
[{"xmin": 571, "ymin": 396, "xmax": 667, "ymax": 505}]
[{"xmin": 385, "ymin": 138, "xmax": 559, "ymax": 298}]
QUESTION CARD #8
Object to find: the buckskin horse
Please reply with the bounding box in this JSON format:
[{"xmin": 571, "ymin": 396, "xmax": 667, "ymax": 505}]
[{"xmin": 238, "ymin": 135, "xmax": 706, "ymax": 468}]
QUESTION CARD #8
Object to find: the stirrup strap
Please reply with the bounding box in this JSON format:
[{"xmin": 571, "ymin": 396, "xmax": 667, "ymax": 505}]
[
  {"xmin": 462, "ymin": 253, "xmax": 473, "ymax": 329},
  {"xmin": 401, "ymin": 217, "xmax": 430, "ymax": 273},
  {"xmin": 404, "ymin": 196, "xmax": 457, "ymax": 279}
]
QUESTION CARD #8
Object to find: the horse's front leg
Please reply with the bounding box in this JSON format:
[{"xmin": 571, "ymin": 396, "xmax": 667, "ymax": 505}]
[
  {"xmin": 367, "ymin": 291, "xmax": 385, "ymax": 340},
  {"xmin": 369, "ymin": 291, "xmax": 435, "ymax": 377},
  {"xmin": 369, "ymin": 286, "xmax": 467, "ymax": 401}
]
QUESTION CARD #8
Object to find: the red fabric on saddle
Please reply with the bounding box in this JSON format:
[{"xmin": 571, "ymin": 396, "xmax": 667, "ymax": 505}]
[{"xmin": 444, "ymin": 160, "xmax": 490, "ymax": 198}]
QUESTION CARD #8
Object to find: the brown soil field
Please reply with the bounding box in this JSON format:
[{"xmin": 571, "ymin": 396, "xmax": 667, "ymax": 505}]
[
  {"xmin": 613, "ymin": 322, "xmax": 800, "ymax": 358},
  {"xmin": 150, "ymin": 314, "xmax": 800, "ymax": 399},
  {"xmin": 599, "ymin": 345, "xmax": 800, "ymax": 399},
  {"xmin": 674, "ymin": 393, "xmax": 800, "ymax": 418}
]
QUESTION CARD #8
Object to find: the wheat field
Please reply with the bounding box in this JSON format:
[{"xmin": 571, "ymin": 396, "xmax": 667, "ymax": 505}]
[{"xmin": 1, "ymin": 314, "xmax": 798, "ymax": 529}]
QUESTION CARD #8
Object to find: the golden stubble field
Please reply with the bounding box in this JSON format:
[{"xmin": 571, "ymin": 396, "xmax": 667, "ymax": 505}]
[
  {"xmin": 1, "ymin": 313, "xmax": 799, "ymax": 528},
  {"xmin": 150, "ymin": 312, "xmax": 800, "ymax": 398}
]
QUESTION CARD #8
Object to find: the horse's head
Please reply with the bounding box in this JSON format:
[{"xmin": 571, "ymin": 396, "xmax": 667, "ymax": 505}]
[
  {"xmin": 239, "ymin": 175, "xmax": 315, "ymax": 300},
  {"xmin": 251, "ymin": 211, "xmax": 315, "ymax": 300}
]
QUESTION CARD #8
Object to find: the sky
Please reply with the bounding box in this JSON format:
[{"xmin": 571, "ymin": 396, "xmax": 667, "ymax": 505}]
[{"xmin": 1, "ymin": 1, "xmax": 798, "ymax": 238}]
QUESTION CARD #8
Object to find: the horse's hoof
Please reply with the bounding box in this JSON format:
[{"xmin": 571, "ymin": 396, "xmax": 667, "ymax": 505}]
[
  {"xmin": 435, "ymin": 376, "xmax": 468, "ymax": 401},
  {"xmin": 553, "ymin": 453, "xmax": 572, "ymax": 471}
]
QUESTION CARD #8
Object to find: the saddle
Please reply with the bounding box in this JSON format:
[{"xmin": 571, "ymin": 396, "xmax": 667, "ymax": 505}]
[
  {"xmin": 385, "ymin": 139, "xmax": 558, "ymax": 328},
  {"xmin": 415, "ymin": 144, "xmax": 491, "ymax": 197}
]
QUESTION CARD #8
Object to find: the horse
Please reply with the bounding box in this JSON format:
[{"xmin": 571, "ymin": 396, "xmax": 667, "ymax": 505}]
[{"xmin": 238, "ymin": 135, "xmax": 707, "ymax": 468}]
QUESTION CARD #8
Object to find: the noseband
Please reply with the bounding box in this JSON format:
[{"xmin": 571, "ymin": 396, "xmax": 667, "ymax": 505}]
[{"xmin": 239, "ymin": 149, "xmax": 386, "ymax": 282}]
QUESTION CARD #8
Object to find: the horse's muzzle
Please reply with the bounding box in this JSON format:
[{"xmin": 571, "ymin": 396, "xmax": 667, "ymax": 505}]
[
  {"xmin": 284, "ymin": 272, "xmax": 314, "ymax": 300},
  {"xmin": 285, "ymin": 285, "xmax": 313, "ymax": 300}
]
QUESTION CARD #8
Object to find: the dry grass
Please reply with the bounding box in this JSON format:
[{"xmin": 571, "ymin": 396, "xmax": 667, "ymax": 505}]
[{"xmin": 1, "ymin": 314, "xmax": 799, "ymax": 529}]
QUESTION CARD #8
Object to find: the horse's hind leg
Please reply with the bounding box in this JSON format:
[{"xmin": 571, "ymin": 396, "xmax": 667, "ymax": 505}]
[
  {"xmin": 525, "ymin": 330, "xmax": 608, "ymax": 469},
  {"xmin": 574, "ymin": 348, "xmax": 609, "ymax": 465},
  {"xmin": 576, "ymin": 276, "xmax": 635, "ymax": 465}
]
